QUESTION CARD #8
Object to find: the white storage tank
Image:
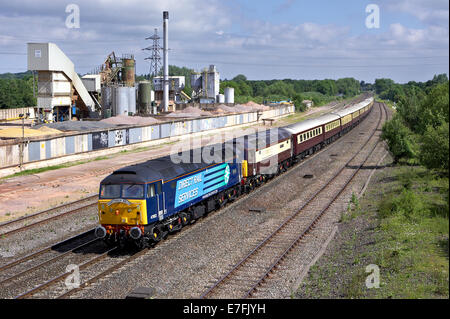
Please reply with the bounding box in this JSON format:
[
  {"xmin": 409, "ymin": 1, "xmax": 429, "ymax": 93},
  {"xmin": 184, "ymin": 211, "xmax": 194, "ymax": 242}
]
[
  {"xmin": 128, "ymin": 86, "xmax": 136, "ymax": 115},
  {"xmin": 113, "ymin": 87, "xmax": 129, "ymax": 116},
  {"xmin": 224, "ymin": 87, "xmax": 234, "ymax": 104},
  {"xmin": 216, "ymin": 94, "xmax": 225, "ymax": 103}
]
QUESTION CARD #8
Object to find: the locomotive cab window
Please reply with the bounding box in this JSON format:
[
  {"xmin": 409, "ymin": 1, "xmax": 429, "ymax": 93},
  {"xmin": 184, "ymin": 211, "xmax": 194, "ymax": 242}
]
[
  {"xmin": 122, "ymin": 184, "xmax": 144, "ymax": 199},
  {"xmin": 100, "ymin": 184, "xmax": 121, "ymax": 199}
]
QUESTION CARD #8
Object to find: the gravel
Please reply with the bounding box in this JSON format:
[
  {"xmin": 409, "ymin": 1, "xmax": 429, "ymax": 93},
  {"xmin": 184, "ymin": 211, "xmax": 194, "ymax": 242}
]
[
  {"xmin": 65, "ymin": 105, "xmax": 387, "ymax": 299},
  {"xmin": 0, "ymin": 103, "xmax": 390, "ymax": 300}
]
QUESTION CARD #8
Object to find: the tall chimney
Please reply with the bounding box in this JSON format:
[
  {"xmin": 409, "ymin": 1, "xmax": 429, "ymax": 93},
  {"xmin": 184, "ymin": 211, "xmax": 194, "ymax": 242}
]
[{"xmin": 163, "ymin": 11, "xmax": 169, "ymax": 112}]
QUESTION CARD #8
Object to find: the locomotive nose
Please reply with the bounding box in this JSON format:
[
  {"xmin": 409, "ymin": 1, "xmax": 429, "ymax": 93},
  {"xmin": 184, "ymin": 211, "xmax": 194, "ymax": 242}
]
[{"xmin": 95, "ymin": 226, "xmax": 107, "ymax": 238}]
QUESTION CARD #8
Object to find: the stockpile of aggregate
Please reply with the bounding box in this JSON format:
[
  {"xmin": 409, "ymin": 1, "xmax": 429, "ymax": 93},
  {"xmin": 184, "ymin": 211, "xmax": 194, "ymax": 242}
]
[
  {"xmin": 35, "ymin": 121, "xmax": 114, "ymax": 132},
  {"xmin": 242, "ymin": 101, "xmax": 270, "ymax": 111},
  {"xmin": 213, "ymin": 102, "xmax": 270, "ymax": 115},
  {"xmin": 0, "ymin": 126, "xmax": 63, "ymax": 138},
  {"xmin": 165, "ymin": 106, "xmax": 213, "ymax": 118},
  {"xmin": 214, "ymin": 104, "xmax": 238, "ymax": 114},
  {"xmin": 100, "ymin": 114, "xmax": 161, "ymax": 125}
]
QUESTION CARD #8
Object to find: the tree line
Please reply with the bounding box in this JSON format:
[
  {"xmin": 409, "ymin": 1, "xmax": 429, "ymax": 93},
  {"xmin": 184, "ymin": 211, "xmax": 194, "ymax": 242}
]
[
  {"xmin": 0, "ymin": 72, "xmax": 36, "ymax": 109},
  {"xmin": 381, "ymin": 74, "xmax": 449, "ymax": 173}
]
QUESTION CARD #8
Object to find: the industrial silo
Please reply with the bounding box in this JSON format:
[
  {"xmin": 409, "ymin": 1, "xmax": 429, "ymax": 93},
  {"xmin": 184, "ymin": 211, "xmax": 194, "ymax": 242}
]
[
  {"xmin": 101, "ymin": 86, "xmax": 112, "ymax": 118},
  {"xmin": 113, "ymin": 86, "xmax": 129, "ymax": 116},
  {"xmin": 122, "ymin": 57, "xmax": 135, "ymax": 87},
  {"xmin": 138, "ymin": 81, "xmax": 152, "ymax": 114},
  {"xmin": 191, "ymin": 72, "xmax": 201, "ymax": 90},
  {"xmin": 128, "ymin": 86, "xmax": 136, "ymax": 115},
  {"xmin": 224, "ymin": 87, "xmax": 234, "ymax": 104},
  {"xmin": 216, "ymin": 94, "xmax": 225, "ymax": 103}
]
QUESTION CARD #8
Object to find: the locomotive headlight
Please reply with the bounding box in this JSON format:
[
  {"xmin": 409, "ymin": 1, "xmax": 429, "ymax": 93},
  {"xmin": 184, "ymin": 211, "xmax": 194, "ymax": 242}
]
[{"xmin": 101, "ymin": 204, "xmax": 105, "ymax": 209}]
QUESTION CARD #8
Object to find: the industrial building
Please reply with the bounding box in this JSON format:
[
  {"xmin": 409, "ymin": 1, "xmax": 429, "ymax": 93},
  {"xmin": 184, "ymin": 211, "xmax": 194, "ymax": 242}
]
[
  {"xmin": 26, "ymin": 11, "xmax": 237, "ymax": 123},
  {"xmin": 191, "ymin": 65, "xmax": 220, "ymax": 103},
  {"xmin": 152, "ymin": 75, "xmax": 185, "ymax": 108},
  {"xmin": 27, "ymin": 42, "xmax": 99, "ymax": 122}
]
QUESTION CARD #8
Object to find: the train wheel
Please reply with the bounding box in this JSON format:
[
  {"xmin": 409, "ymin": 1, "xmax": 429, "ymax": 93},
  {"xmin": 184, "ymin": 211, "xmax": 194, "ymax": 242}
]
[
  {"xmin": 180, "ymin": 212, "xmax": 189, "ymax": 226},
  {"xmin": 151, "ymin": 225, "xmax": 163, "ymax": 242}
]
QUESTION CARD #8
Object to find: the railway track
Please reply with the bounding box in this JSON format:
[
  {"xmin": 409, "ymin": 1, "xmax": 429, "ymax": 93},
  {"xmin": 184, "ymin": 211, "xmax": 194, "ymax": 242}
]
[
  {"xmin": 1, "ymin": 102, "xmax": 384, "ymax": 299},
  {"xmin": 0, "ymin": 97, "xmax": 364, "ymax": 237},
  {"xmin": 0, "ymin": 229, "xmax": 105, "ymax": 298},
  {"xmin": 0, "ymin": 98, "xmax": 364, "ymax": 239},
  {"xmin": 0, "ymin": 195, "xmax": 98, "ymax": 238},
  {"xmin": 200, "ymin": 102, "xmax": 387, "ymax": 299},
  {"xmin": 12, "ymin": 245, "xmax": 150, "ymax": 299}
]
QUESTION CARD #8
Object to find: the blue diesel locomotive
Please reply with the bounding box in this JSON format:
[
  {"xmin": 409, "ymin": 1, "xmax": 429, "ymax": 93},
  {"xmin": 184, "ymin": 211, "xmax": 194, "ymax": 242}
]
[{"xmin": 95, "ymin": 97, "xmax": 374, "ymax": 248}]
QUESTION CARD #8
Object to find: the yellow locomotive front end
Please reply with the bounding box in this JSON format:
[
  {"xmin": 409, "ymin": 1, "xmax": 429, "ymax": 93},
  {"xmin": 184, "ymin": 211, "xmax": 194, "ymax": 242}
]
[{"xmin": 95, "ymin": 183, "xmax": 148, "ymax": 244}]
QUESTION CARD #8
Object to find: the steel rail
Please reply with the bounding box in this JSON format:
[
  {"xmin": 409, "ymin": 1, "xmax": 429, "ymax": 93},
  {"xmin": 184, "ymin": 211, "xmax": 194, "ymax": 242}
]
[
  {"xmin": 0, "ymin": 194, "xmax": 97, "ymax": 228},
  {"xmin": 244, "ymin": 103, "xmax": 387, "ymax": 298},
  {"xmin": 200, "ymin": 102, "xmax": 384, "ymax": 299},
  {"xmin": 14, "ymin": 246, "xmax": 119, "ymax": 299},
  {"xmin": 57, "ymin": 248, "xmax": 150, "ymax": 299},
  {"xmin": 0, "ymin": 229, "xmax": 95, "ymax": 273},
  {"xmin": 0, "ymin": 238, "xmax": 100, "ymax": 286},
  {"xmin": 0, "ymin": 198, "xmax": 98, "ymax": 238}
]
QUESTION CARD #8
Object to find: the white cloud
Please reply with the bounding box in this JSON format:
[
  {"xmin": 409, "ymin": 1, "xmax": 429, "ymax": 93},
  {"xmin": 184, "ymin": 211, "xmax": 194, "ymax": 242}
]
[
  {"xmin": 0, "ymin": 0, "xmax": 447, "ymax": 82},
  {"xmin": 381, "ymin": 0, "xmax": 449, "ymax": 27}
]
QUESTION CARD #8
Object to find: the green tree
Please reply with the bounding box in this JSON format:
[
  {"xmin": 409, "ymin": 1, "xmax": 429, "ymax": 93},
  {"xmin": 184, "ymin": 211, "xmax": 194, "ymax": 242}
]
[
  {"xmin": 375, "ymin": 78, "xmax": 395, "ymax": 95},
  {"xmin": 419, "ymin": 82, "xmax": 449, "ymax": 134},
  {"xmin": 419, "ymin": 122, "xmax": 449, "ymax": 172},
  {"xmin": 381, "ymin": 114, "xmax": 416, "ymax": 163},
  {"xmin": 232, "ymin": 74, "xmax": 247, "ymax": 82}
]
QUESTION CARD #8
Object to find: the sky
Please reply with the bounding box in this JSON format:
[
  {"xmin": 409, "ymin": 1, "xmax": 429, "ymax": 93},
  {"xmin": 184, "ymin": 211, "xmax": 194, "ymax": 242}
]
[{"xmin": 0, "ymin": 0, "xmax": 448, "ymax": 83}]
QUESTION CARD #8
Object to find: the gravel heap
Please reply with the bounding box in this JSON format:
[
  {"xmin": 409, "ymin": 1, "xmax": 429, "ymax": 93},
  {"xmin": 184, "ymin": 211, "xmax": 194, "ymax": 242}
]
[
  {"xmin": 165, "ymin": 106, "xmax": 213, "ymax": 118},
  {"xmin": 214, "ymin": 102, "xmax": 269, "ymax": 114},
  {"xmin": 214, "ymin": 104, "xmax": 240, "ymax": 114},
  {"xmin": 0, "ymin": 126, "xmax": 63, "ymax": 138},
  {"xmin": 33, "ymin": 115, "xmax": 162, "ymax": 132},
  {"xmin": 100, "ymin": 114, "xmax": 161, "ymax": 125},
  {"xmin": 35, "ymin": 121, "xmax": 114, "ymax": 132},
  {"xmin": 242, "ymin": 101, "xmax": 270, "ymax": 111}
]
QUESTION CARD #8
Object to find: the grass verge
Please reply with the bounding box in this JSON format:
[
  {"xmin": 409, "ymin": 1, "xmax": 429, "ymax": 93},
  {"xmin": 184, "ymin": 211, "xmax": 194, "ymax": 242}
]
[{"xmin": 296, "ymin": 156, "xmax": 449, "ymax": 299}]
